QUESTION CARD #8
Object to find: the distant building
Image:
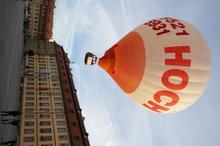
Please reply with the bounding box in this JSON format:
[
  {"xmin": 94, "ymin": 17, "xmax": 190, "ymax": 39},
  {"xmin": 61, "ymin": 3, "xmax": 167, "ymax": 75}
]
[
  {"xmin": 19, "ymin": 38, "xmax": 90, "ymax": 146},
  {"xmin": 26, "ymin": 0, "xmax": 54, "ymax": 40}
]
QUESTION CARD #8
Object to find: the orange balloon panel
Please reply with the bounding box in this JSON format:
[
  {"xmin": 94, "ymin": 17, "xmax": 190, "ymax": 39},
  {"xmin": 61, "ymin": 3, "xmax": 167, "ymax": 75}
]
[
  {"xmin": 98, "ymin": 32, "xmax": 145, "ymax": 93},
  {"xmin": 98, "ymin": 17, "xmax": 211, "ymax": 114}
]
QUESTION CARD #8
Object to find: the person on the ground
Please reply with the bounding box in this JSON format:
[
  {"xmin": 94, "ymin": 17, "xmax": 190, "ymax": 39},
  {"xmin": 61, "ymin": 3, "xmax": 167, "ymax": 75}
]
[
  {"xmin": 1, "ymin": 138, "xmax": 17, "ymax": 146},
  {"xmin": 1, "ymin": 115, "xmax": 20, "ymax": 126},
  {"xmin": 1, "ymin": 111, "xmax": 21, "ymax": 116}
]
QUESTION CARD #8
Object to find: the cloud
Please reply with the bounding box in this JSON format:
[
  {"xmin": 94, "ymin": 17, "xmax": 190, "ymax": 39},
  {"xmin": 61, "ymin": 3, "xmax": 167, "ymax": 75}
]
[
  {"xmin": 55, "ymin": 0, "xmax": 154, "ymax": 145},
  {"xmin": 54, "ymin": 0, "xmax": 157, "ymax": 146},
  {"xmin": 53, "ymin": 0, "xmax": 77, "ymax": 57},
  {"xmin": 54, "ymin": 0, "xmax": 220, "ymax": 146}
]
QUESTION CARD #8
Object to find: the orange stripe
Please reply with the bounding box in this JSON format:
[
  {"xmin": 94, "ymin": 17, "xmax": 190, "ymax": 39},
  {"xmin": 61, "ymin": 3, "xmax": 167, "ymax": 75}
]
[{"xmin": 98, "ymin": 32, "xmax": 145, "ymax": 93}]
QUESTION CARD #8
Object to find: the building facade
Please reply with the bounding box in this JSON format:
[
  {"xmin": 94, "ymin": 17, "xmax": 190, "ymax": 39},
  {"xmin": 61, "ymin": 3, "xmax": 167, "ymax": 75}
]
[
  {"xmin": 26, "ymin": 0, "xmax": 54, "ymax": 40},
  {"xmin": 20, "ymin": 38, "xmax": 90, "ymax": 146}
]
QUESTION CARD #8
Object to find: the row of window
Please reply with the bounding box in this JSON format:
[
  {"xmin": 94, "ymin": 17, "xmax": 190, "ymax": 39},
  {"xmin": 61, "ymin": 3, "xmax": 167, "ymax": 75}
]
[
  {"xmin": 24, "ymin": 120, "xmax": 66, "ymax": 126},
  {"xmin": 25, "ymin": 96, "xmax": 62, "ymax": 102},
  {"xmin": 25, "ymin": 102, "xmax": 63, "ymax": 107},
  {"xmin": 26, "ymin": 91, "xmax": 61, "ymax": 95},
  {"xmin": 27, "ymin": 59, "xmax": 55, "ymax": 63},
  {"xmin": 24, "ymin": 135, "xmax": 69, "ymax": 142},
  {"xmin": 24, "ymin": 114, "xmax": 65, "ymax": 120},
  {"xmin": 25, "ymin": 85, "xmax": 60, "ymax": 91},
  {"xmin": 27, "ymin": 59, "xmax": 56, "ymax": 64},
  {"xmin": 24, "ymin": 127, "xmax": 67, "ymax": 134},
  {"xmin": 27, "ymin": 56, "xmax": 56, "ymax": 60},
  {"xmin": 23, "ymin": 108, "xmax": 64, "ymax": 114},
  {"xmin": 26, "ymin": 78, "xmax": 59, "ymax": 84},
  {"xmin": 26, "ymin": 61, "xmax": 56, "ymax": 66},
  {"xmin": 24, "ymin": 68, "xmax": 58, "ymax": 72}
]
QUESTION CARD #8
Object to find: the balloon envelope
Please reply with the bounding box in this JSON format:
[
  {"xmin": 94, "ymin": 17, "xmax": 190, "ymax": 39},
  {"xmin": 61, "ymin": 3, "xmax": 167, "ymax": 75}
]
[{"xmin": 98, "ymin": 17, "xmax": 211, "ymax": 113}]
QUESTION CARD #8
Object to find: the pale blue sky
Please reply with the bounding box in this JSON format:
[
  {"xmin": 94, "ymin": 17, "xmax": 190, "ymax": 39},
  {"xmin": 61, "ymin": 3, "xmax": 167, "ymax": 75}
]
[{"xmin": 53, "ymin": 0, "xmax": 220, "ymax": 146}]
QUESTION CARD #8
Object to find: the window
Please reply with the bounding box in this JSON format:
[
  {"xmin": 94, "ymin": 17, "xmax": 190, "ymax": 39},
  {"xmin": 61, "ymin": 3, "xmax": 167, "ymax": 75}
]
[
  {"xmin": 39, "ymin": 61, "xmax": 46, "ymax": 63},
  {"xmin": 55, "ymin": 109, "xmax": 63, "ymax": 113},
  {"xmin": 24, "ymin": 136, "xmax": 34, "ymax": 142},
  {"xmin": 50, "ymin": 64, "xmax": 56, "ymax": 67},
  {"xmin": 51, "ymin": 67, "xmax": 57, "ymax": 70},
  {"xmin": 58, "ymin": 128, "xmax": 66, "ymax": 133},
  {"xmin": 27, "ymin": 82, "xmax": 34, "ymax": 85},
  {"xmin": 26, "ymin": 97, "xmax": 34, "ymax": 101},
  {"xmin": 39, "ymin": 108, "xmax": 49, "ymax": 112},
  {"xmin": 27, "ymin": 66, "xmax": 34, "ymax": 69},
  {"xmin": 26, "ymin": 87, "xmax": 34, "ymax": 90},
  {"xmin": 55, "ymin": 103, "xmax": 62, "ymax": 107},
  {"xmin": 26, "ymin": 76, "xmax": 34, "ymax": 80},
  {"xmin": 26, "ymin": 92, "xmax": 34, "ymax": 95},
  {"xmin": 40, "ymin": 114, "xmax": 50, "ymax": 119},
  {"xmin": 38, "ymin": 61, "xmax": 45, "ymax": 65},
  {"xmin": 56, "ymin": 114, "xmax": 64, "ymax": 119},
  {"xmin": 24, "ymin": 121, "xmax": 34, "ymax": 126},
  {"xmin": 50, "ymin": 57, "xmax": 56, "ymax": 60},
  {"xmin": 26, "ymin": 102, "xmax": 34, "ymax": 106},
  {"xmin": 52, "ymin": 80, "xmax": 59, "ymax": 83},
  {"xmin": 39, "ymin": 83, "xmax": 48, "ymax": 86},
  {"xmin": 25, "ymin": 73, "xmax": 34, "ymax": 77},
  {"xmin": 25, "ymin": 114, "xmax": 34, "ymax": 119},
  {"xmin": 24, "ymin": 129, "xmax": 34, "ymax": 134},
  {"xmin": 28, "ymin": 62, "xmax": 34, "ymax": 66},
  {"xmin": 39, "ymin": 97, "xmax": 49, "ymax": 101},
  {"xmin": 40, "ymin": 136, "xmax": 52, "ymax": 141},
  {"xmin": 27, "ymin": 69, "xmax": 34, "ymax": 73},
  {"xmin": 39, "ymin": 67, "xmax": 46, "ymax": 70},
  {"xmin": 39, "ymin": 63, "xmax": 46, "ymax": 66},
  {"xmin": 53, "ymin": 92, "xmax": 61, "ymax": 96},
  {"xmin": 59, "ymin": 135, "xmax": 68, "ymax": 140},
  {"xmin": 51, "ymin": 71, "xmax": 58, "ymax": 75},
  {"xmin": 52, "ymin": 83, "xmax": 58, "ymax": 86},
  {"xmin": 25, "ymin": 108, "xmax": 34, "ymax": 113},
  {"xmin": 40, "ymin": 128, "xmax": 52, "ymax": 133},
  {"xmin": 53, "ymin": 87, "xmax": 60, "ymax": 91},
  {"xmin": 40, "ymin": 121, "xmax": 51, "ymax": 126},
  {"xmin": 56, "ymin": 121, "xmax": 65, "ymax": 126},
  {"xmin": 28, "ymin": 59, "xmax": 34, "ymax": 62},
  {"xmin": 39, "ymin": 92, "xmax": 49, "ymax": 96},
  {"xmin": 54, "ymin": 97, "xmax": 61, "ymax": 101},
  {"xmin": 39, "ymin": 78, "xmax": 47, "ymax": 81},
  {"xmin": 40, "ymin": 102, "xmax": 49, "ymax": 106}
]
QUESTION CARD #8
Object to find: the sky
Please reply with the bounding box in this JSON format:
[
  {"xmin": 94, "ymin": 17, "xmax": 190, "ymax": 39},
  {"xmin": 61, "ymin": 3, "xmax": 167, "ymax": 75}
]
[{"xmin": 53, "ymin": 0, "xmax": 220, "ymax": 146}]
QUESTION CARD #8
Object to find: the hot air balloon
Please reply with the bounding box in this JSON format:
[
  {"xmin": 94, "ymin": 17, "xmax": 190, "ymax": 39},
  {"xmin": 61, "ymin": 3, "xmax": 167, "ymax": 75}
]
[{"xmin": 85, "ymin": 17, "xmax": 211, "ymax": 113}]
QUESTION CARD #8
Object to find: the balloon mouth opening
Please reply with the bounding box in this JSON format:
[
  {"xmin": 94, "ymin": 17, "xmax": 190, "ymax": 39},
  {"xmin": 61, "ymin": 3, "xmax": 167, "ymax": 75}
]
[
  {"xmin": 98, "ymin": 48, "xmax": 116, "ymax": 75},
  {"xmin": 84, "ymin": 52, "xmax": 98, "ymax": 65}
]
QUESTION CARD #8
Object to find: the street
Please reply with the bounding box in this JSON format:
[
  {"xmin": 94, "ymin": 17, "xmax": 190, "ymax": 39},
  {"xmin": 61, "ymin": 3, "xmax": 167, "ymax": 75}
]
[{"xmin": 0, "ymin": 0, "xmax": 24, "ymax": 144}]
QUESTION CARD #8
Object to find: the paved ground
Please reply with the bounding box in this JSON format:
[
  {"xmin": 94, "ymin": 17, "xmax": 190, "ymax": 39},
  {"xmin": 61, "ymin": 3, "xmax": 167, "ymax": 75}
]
[{"xmin": 0, "ymin": 0, "xmax": 24, "ymax": 144}]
